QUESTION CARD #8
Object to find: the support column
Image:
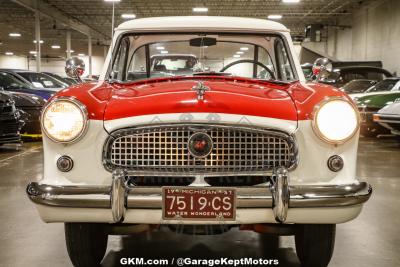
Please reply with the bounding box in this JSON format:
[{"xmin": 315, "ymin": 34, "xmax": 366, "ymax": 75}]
[
  {"xmin": 66, "ymin": 30, "xmax": 71, "ymax": 58},
  {"xmin": 35, "ymin": 7, "xmax": 41, "ymax": 72},
  {"xmin": 88, "ymin": 34, "xmax": 92, "ymax": 78}
]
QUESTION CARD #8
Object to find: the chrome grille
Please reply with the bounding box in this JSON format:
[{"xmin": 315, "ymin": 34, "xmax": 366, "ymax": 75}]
[{"xmin": 104, "ymin": 124, "xmax": 297, "ymax": 174}]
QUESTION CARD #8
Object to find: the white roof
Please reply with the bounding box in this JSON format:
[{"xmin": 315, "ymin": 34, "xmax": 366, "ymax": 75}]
[{"xmin": 116, "ymin": 16, "xmax": 289, "ymax": 33}]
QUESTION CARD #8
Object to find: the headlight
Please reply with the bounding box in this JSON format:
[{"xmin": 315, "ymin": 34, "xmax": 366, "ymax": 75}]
[
  {"xmin": 41, "ymin": 98, "xmax": 88, "ymax": 143},
  {"xmin": 312, "ymin": 98, "xmax": 359, "ymax": 144}
]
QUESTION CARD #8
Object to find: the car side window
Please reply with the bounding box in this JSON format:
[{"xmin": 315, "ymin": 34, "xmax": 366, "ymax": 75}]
[{"xmin": 275, "ymin": 39, "xmax": 295, "ymax": 81}]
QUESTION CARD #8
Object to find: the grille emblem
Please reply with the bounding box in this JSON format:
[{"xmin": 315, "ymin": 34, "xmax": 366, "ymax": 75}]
[{"xmin": 188, "ymin": 132, "xmax": 213, "ymax": 158}]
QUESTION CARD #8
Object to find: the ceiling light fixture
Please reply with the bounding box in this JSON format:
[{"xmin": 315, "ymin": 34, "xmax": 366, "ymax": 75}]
[
  {"xmin": 268, "ymin": 15, "xmax": 283, "ymax": 20},
  {"xmin": 121, "ymin": 14, "xmax": 136, "ymax": 19},
  {"xmin": 78, "ymin": 53, "xmax": 85, "ymax": 56},
  {"xmin": 240, "ymin": 47, "xmax": 249, "ymax": 51},
  {"xmin": 236, "ymin": 51, "xmax": 244, "ymax": 54},
  {"xmin": 156, "ymin": 46, "xmax": 165, "ymax": 50},
  {"xmin": 104, "ymin": 0, "xmax": 121, "ymax": 2},
  {"xmin": 193, "ymin": 7, "xmax": 208, "ymax": 12},
  {"xmin": 51, "ymin": 45, "xmax": 61, "ymax": 49},
  {"xmin": 66, "ymin": 50, "xmax": 75, "ymax": 53},
  {"xmin": 160, "ymin": 50, "xmax": 168, "ymax": 54},
  {"xmin": 283, "ymin": 0, "xmax": 300, "ymax": 3},
  {"xmin": 5, "ymin": 52, "xmax": 14, "ymax": 56},
  {"xmin": 9, "ymin": 33, "xmax": 21, "ymax": 37},
  {"xmin": 33, "ymin": 40, "xmax": 44, "ymax": 44},
  {"xmin": 233, "ymin": 55, "xmax": 241, "ymax": 58},
  {"xmin": 29, "ymin": 51, "xmax": 37, "ymax": 54}
]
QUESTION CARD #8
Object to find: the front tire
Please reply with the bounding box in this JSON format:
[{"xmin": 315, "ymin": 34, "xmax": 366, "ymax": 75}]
[
  {"xmin": 295, "ymin": 224, "xmax": 336, "ymax": 267},
  {"xmin": 259, "ymin": 234, "xmax": 279, "ymax": 254},
  {"xmin": 65, "ymin": 223, "xmax": 108, "ymax": 267}
]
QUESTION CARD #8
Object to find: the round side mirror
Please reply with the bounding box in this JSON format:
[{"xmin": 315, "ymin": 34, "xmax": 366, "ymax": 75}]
[
  {"xmin": 312, "ymin": 57, "xmax": 333, "ymax": 80},
  {"xmin": 65, "ymin": 57, "xmax": 85, "ymax": 83}
]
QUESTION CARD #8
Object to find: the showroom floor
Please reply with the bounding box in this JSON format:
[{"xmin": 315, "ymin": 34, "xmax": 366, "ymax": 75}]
[{"xmin": 0, "ymin": 138, "xmax": 399, "ymax": 267}]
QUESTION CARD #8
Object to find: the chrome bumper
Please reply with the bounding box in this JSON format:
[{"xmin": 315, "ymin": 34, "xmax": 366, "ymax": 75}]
[{"xmin": 26, "ymin": 168, "xmax": 372, "ymax": 223}]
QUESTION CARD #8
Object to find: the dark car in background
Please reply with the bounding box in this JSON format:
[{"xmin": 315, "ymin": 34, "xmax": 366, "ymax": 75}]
[
  {"xmin": 318, "ymin": 66, "xmax": 393, "ymax": 88},
  {"xmin": 0, "ymin": 71, "xmax": 46, "ymax": 136},
  {"xmin": 0, "ymin": 69, "xmax": 67, "ymax": 99},
  {"xmin": 0, "ymin": 91, "xmax": 23, "ymax": 145},
  {"xmin": 340, "ymin": 79, "xmax": 377, "ymax": 94},
  {"xmin": 11, "ymin": 92, "xmax": 45, "ymax": 137},
  {"xmin": 0, "ymin": 70, "xmax": 54, "ymax": 100},
  {"xmin": 43, "ymin": 72, "xmax": 78, "ymax": 86}
]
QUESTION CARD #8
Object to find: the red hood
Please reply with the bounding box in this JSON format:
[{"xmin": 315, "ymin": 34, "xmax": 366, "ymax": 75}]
[
  {"xmin": 102, "ymin": 77, "xmax": 298, "ymax": 121},
  {"xmin": 55, "ymin": 76, "xmax": 346, "ymax": 122}
]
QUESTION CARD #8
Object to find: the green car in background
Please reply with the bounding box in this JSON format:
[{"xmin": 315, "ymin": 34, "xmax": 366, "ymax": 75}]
[{"xmin": 356, "ymin": 91, "xmax": 400, "ymax": 137}]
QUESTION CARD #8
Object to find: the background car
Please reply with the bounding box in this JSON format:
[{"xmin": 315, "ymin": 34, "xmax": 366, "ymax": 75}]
[
  {"xmin": 43, "ymin": 72, "xmax": 77, "ymax": 86},
  {"xmin": 0, "ymin": 70, "xmax": 54, "ymax": 100},
  {"xmin": 10, "ymin": 92, "xmax": 46, "ymax": 137},
  {"xmin": 0, "ymin": 91, "xmax": 23, "ymax": 145},
  {"xmin": 318, "ymin": 66, "xmax": 392, "ymax": 88},
  {"xmin": 0, "ymin": 69, "xmax": 67, "ymax": 99},
  {"xmin": 373, "ymin": 101, "xmax": 400, "ymax": 137},
  {"xmin": 356, "ymin": 91, "xmax": 400, "ymax": 137},
  {"xmin": 340, "ymin": 79, "xmax": 377, "ymax": 94},
  {"xmin": 301, "ymin": 63, "xmax": 313, "ymax": 81},
  {"xmin": 350, "ymin": 77, "xmax": 400, "ymax": 99}
]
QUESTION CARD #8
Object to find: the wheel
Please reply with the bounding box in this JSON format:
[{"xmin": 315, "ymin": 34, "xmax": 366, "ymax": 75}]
[
  {"xmin": 295, "ymin": 224, "xmax": 336, "ymax": 267},
  {"xmin": 259, "ymin": 234, "xmax": 279, "ymax": 253},
  {"xmin": 65, "ymin": 223, "xmax": 108, "ymax": 267}
]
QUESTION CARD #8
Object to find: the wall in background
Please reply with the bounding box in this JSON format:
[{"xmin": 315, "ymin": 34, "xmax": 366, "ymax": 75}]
[
  {"xmin": 0, "ymin": 55, "xmax": 105, "ymax": 76},
  {"xmin": 0, "ymin": 56, "xmax": 28, "ymax": 69},
  {"xmin": 302, "ymin": 0, "xmax": 400, "ymax": 75}
]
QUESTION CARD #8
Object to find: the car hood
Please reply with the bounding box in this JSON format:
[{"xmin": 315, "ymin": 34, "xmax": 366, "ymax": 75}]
[
  {"xmin": 378, "ymin": 101, "xmax": 400, "ymax": 115},
  {"xmin": 9, "ymin": 92, "xmax": 46, "ymax": 107},
  {"xmin": 356, "ymin": 92, "xmax": 400, "ymax": 109},
  {"xmin": 102, "ymin": 77, "xmax": 298, "ymax": 132},
  {"xmin": 350, "ymin": 90, "xmax": 398, "ymax": 100}
]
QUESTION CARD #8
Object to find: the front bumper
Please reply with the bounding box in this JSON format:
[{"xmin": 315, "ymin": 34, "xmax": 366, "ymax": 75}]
[{"xmin": 27, "ymin": 168, "xmax": 372, "ymax": 224}]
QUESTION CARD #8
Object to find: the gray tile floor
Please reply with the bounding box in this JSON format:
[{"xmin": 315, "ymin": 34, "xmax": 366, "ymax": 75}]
[{"xmin": 0, "ymin": 138, "xmax": 399, "ymax": 267}]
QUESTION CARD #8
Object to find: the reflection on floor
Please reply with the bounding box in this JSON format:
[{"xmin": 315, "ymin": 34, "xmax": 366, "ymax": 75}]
[{"xmin": 0, "ymin": 137, "xmax": 399, "ymax": 267}]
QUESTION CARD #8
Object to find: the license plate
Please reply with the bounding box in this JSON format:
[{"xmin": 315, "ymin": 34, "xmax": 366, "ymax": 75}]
[{"xmin": 162, "ymin": 187, "xmax": 236, "ymax": 221}]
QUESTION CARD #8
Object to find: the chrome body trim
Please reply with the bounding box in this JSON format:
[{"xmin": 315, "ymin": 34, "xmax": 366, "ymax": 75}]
[
  {"xmin": 27, "ymin": 179, "xmax": 372, "ymax": 223},
  {"xmin": 102, "ymin": 123, "xmax": 299, "ymax": 175}
]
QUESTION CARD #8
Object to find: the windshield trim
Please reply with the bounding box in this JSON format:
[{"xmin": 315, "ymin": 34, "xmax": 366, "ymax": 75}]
[{"xmin": 106, "ymin": 31, "xmax": 299, "ymax": 83}]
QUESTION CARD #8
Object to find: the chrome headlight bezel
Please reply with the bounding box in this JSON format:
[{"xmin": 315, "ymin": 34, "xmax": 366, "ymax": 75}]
[
  {"xmin": 41, "ymin": 97, "xmax": 89, "ymax": 143},
  {"xmin": 311, "ymin": 96, "xmax": 360, "ymax": 145}
]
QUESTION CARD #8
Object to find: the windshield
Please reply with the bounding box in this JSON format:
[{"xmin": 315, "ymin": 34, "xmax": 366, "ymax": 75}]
[
  {"xmin": 365, "ymin": 79, "xmax": 400, "ymax": 93},
  {"xmin": 17, "ymin": 72, "xmax": 67, "ymax": 89},
  {"xmin": 109, "ymin": 34, "xmax": 297, "ymax": 82},
  {"xmin": 342, "ymin": 80, "xmax": 376, "ymax": 93},
  {"xmin": 0, "ymin": 72, "xmax": 31, "ymax": 90}
]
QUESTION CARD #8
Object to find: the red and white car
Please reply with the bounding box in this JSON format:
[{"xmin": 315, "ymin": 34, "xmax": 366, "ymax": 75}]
[{"xmin": 27, "ymin": 16, "xmax": 372, "ymax": 267}]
